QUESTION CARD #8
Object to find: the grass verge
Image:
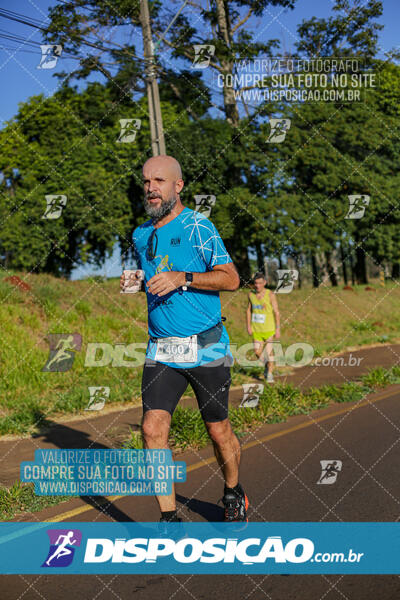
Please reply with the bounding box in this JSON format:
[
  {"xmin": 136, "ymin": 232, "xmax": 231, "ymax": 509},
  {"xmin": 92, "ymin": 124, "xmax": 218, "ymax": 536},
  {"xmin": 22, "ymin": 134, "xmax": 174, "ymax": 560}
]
[{"xmin": 0, "ymin": 481, "xmax": 69, "ymax": 521}]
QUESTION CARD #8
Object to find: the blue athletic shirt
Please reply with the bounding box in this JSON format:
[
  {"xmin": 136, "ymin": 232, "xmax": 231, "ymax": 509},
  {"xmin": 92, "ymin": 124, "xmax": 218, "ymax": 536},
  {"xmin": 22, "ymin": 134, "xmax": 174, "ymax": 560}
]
[{"xmin": 132, "ymin": 207, "xmax": 233, "ymax": 368}]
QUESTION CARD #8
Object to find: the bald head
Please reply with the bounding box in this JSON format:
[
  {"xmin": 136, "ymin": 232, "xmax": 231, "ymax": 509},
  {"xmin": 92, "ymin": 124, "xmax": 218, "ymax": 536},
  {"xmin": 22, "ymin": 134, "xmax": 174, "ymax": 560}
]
[
  {"xmin": 143, "ymin": 155, "xmax": 182, "ymax": 180},
  {"xmin": 142, "ymin": 155, "xmax": 184, "ymax": 221}
]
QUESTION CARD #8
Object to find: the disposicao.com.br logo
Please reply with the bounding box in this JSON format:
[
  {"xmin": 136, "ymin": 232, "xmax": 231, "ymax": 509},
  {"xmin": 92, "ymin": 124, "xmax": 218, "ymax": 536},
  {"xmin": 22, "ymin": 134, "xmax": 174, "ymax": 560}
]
[
  {"xmin": 29, "ymin": 524, "xmax": 370, "ymax": 574},
  {"xmin": 82, "ymin": 536, "xmax": 362, "ymax": 565}
]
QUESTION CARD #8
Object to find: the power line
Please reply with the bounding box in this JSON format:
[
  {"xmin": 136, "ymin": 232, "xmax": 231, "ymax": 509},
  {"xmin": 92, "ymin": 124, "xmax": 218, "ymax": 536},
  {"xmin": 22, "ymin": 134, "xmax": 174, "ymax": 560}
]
[
  {"xmin": 0, "ymin": 30, "xmax": 88, "ymax": 62},
  {"xmin": 0, "ymin": 8, "xmax": 46, "ymax": 28},
  {"xmin": 0, "ymin": 31, "xmax": 42, "ymax": 48},
  {"xmin": 0, "ymin": 45, "xmax": 43, "ymax": 54},
  {"xmin": 0, "ymin": 7, "xmax": 147, "ymax": 62},
  {"xmin": 0, "ymin": 10, "xmax": 110, "ymax": 55}
]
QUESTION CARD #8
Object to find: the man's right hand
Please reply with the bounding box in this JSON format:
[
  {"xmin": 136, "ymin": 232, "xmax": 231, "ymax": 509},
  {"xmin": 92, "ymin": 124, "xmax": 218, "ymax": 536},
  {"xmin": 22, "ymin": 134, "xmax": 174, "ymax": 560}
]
[{"xmin": 247, "ymin": 326, "xmax": 252, "ymax": 336}]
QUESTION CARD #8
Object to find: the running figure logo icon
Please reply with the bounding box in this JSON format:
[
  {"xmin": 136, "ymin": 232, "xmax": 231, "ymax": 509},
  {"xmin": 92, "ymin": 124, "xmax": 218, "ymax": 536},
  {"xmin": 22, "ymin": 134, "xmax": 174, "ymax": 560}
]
[
  {"xmin": 42, "ymin": 195, "xmax": 67, "ymax": 220},
  {"xmin": 37, "ymin": 45, "xmax": 62, "ymax": 69},
  {"xmin": 345, "ymin": 195, "xmax": 370, "ymax": 219},
  {"xmin": 192, "ymin": 45, "xmax": 215, "ymax": 69},
  {"xmin": 239, "ymin": 383, "xmax": 264, "ymax": 408},
  {"xmin": 194, "ymin": 195, "xmax": 216, "ymax": 218},
  {"xmin": 317, "ymin": 460, "xmax": 343, "ymax": 484},
  {"xmin": 275, "ymin": 269, "xmax": 298, "ymax": 293},
  {"xmin": 267, "ymin": 118, "xmax": 291, "ymax": 143},
  {"xmin": 42, "ymin": 333, "xmax": 82, "ymax": 372},
  {"xmin": 42, "ymin": 529, "xmax": 82, "ymax": 567},
  {"xmin": 85, "ymin": 386, "xmax": 110, "ymax": 411},
  {"xmin": 116, "ymin": 119, "xmax": 142, "ymax": 143}
]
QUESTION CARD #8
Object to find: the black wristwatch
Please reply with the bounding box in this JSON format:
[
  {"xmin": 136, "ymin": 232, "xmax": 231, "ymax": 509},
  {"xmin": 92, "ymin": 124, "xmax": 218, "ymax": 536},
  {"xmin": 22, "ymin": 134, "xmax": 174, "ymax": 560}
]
[{"xmin": 182, "ymin": 272, "xmax": 193, "ymax": 291}]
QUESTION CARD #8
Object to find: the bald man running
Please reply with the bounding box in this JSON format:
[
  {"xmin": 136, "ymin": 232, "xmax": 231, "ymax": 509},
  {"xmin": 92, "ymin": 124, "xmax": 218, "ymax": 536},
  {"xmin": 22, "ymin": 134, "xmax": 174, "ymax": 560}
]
[{"xmin": 122, "ymin": 155, "xmax": 249, "ymax": 525}]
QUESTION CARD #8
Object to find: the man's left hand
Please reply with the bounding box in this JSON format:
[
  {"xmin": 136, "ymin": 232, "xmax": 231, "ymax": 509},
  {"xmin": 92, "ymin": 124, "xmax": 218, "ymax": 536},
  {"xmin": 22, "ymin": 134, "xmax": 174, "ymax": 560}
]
[{"xmin": 147, "ymin": 271, "xmax": 185, "ymax": 296}]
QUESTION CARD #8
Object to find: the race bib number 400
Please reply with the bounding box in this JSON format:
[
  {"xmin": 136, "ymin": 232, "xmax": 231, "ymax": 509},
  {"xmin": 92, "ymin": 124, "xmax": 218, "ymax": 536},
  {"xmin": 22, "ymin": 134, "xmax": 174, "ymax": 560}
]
[
  {"xmin": 154, "ymin": 335, "xmax": 198, "ymax": 363},
  {"xmin": 252, "ymin": 313, "xmax": 266, "ymax": 324}
]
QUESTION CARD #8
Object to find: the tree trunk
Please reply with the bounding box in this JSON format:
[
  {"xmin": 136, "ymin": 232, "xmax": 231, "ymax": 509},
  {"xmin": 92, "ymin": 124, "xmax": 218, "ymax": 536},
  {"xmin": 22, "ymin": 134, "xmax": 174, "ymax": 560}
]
[
  {"xmin": 295, "ymin": 254, "xmax": 302, "ymax": 289},
  {"xmin": 340, "ymin": 242, "xmax": 348, "ymax": 285},
  {"xmin": 215, "ymin": 0, "xmax": 240, "ymax": 127},
  {"xmin": 392, "ymin": 262, "xmax": 400, "ymax": 279},
  {"xmin": 317, "ymin": 252, "xmax": 327, "ymax": 283},
  {"xmin": 226, "ymin": 240, "xmax": 250, "ymax": 285},
  {"xmin": 255, "ymin": 242, "xmax": 264, "ymax": 274},
  {"xmin": 236, "ymin": 253, "xmax": 251, "ymax": 286},
  {"xmin": 311, "ymin": 253, "xmax": 319, "ymax": 288},
  {"xmin": 348, "ymin": 246, "xmax": 356, "ymax": 285},
  {"xmin": 325, "ymin": 250, "xmax": 338, "ymax": 286},
  {"xmin": 355, "ymin": 246, "xmax": 368, "ymax": 284}
]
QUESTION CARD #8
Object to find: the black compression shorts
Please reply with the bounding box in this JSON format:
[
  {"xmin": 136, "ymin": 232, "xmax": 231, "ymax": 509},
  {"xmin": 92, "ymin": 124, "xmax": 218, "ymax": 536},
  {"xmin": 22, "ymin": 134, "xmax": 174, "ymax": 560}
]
[{"xmin": 141, "ymin": 359, "xmax": 231, "ymax": 423}]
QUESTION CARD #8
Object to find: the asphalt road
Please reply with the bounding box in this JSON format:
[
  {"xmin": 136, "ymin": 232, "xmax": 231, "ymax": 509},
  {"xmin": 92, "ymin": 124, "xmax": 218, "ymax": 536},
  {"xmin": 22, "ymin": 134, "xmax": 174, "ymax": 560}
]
[{"xmin": 1, "ymin": 384, "xmax": 399, "ymax": 599}]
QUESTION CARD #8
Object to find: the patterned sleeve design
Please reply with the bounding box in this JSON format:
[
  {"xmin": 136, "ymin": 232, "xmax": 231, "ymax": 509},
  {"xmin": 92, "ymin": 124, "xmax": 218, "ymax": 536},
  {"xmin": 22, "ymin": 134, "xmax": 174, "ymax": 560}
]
[{"xmin": 183, "ymin": 212, "xmax": 232, "ymax": 269}]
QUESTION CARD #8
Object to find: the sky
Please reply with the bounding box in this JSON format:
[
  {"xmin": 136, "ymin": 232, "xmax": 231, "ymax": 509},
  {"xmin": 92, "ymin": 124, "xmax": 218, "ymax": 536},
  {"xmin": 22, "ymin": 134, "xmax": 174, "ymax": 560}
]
[{"xmin": 0, "ymin": 0, "xmax": 399, "ymax": 278}]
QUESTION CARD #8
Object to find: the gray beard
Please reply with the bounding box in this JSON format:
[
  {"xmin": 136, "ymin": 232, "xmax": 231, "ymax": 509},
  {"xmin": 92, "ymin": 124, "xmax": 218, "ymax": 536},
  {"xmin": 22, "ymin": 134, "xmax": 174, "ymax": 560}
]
[{"xmin": 144, "ymin": 195, "xmax": 177, "ymax": 221}]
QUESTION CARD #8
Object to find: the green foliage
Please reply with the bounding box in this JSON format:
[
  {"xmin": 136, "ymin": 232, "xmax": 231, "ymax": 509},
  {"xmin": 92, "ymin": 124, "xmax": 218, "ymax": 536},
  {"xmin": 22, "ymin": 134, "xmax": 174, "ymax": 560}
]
[
  {"xmin": 75, "ymin": 300, "xmax": 92, "ymax": 318},
  {"xmin": 86, "ymin": 275, "xmax": 107, "ymax": 284},
  {"xmin": 362, "ymin": 366, "xmax": 393, "ymax": 388},
  {"xmin": 170, "ymin": 407, "xmax": 209, "ymax": 450},
  {"xmin": 320, "ymin": 382, "xmax": 370, "ymax": 403},
  {"xmin": 0, "ymin": 85, "xmax": 136, "ymax": 276},
  {"xmin": 123, "ymin": 430, "xmax": 144, "ymax": 450},
  {"xmin": 390, "ymin": 366, "xmax": 400, "ymax": 383},
  {"xmin": 0, "ymin": 399, "xmax": 48, "ymax": 435},
  {"xmin": 32, "ymin": 284, "xmax": 61, "ymax": 315},
  {"xmin": 297, "ymin": 0, "xmax": 383, "ymax": 59},
  {"xmin": 0, "ymin": 280, "xmax": 24, "ymax": 304},
  {"xmin": 0, "ymin": 273, "xmax": 398, "ymax": 435},
  {"xmin": 0, "ymin": 482, "xmax": 69, "ymax": 521},
  {"xmin": 351, "ymin": 320, "xmax": 373, "ymax": 332},
  {"xmin": 270, "ymin": 54, "xmax": 400, "ymax": 281}
]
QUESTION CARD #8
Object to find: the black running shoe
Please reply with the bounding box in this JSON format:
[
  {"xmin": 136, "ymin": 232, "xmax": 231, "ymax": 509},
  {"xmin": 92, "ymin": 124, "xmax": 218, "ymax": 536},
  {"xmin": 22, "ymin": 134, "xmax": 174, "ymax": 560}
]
[{"xmin": 221, "ymin": 485, "xmax": 249, "ymax": 522}]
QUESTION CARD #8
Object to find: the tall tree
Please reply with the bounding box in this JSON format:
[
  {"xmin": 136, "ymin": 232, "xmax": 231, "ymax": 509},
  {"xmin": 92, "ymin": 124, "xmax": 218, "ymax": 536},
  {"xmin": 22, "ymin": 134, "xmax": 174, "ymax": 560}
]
[{"xmin": 157, "ymin": 0, "xmax": 296, "ymax": 126}]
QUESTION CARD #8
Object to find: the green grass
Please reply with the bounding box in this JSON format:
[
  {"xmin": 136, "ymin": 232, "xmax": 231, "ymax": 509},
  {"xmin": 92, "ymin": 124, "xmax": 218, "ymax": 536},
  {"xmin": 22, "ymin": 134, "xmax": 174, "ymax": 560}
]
[
  {"xmin": 0, "ymin": 481, "xmax": 69, "ymax": 521},
  {"xmin": 0, "ymin": 271, "xmax": 399, "ymax": 435},
  {"xmin": 362, "ymin": 366, "xmax": 400, "ymax": 388},
  {"xmin": 350, "ymin": 320, "xmax": 374, "ymax": 332}
]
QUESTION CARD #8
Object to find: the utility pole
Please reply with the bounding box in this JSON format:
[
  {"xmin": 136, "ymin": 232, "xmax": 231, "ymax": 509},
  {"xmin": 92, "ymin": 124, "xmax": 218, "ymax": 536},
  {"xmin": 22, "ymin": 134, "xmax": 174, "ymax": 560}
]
[{"xmin": 140, "ymin": 0, "xmax": 166, "ymax": 156}]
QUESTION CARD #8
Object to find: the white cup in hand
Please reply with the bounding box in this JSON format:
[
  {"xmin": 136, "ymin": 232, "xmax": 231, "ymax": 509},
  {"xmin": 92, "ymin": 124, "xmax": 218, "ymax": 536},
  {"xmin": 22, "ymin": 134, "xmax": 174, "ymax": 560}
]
[{"xmin": 120, "ymin": 269, "xmax": 144, "ymax": 294}]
